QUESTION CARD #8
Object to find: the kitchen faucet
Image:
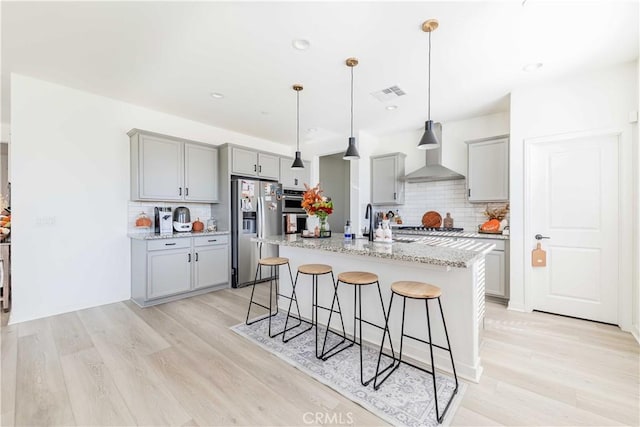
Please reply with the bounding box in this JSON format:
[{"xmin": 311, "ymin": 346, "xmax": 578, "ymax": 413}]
[{"xmin": 365, "ymin": 203, "xmax": 374, "ymax": 241}]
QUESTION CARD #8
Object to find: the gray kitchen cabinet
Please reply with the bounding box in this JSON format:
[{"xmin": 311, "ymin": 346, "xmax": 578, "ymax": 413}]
[
  {"xmin": 482, "ymin": 239, "xmax": 509, "ymax": 299},
  {"xmin": 147, "ymin": 247, "xmax": 192, "ymax": 299},
  {"xmin": 230, "ymin": 146, "xmax": 280, "ymax": 180},
  {"xmin": 279, "ymin": 157, "xmax": 311, "ymax": 190},
  {"xmin": 466, "ymin": 135, "xmax": 509, "ymax": 202},
  {"xmin": 193, "ymin": 235, "xmax": 229, "ymax": 290},
  {"xmin": 371, "ymin": 153, "xmax": 406, "ymax": 205},
  {"xmin": 185, "ymin": 143, "xmax": 218, "ymax": 202},
  {"xmin": 131, "ymin": 234, "xmax": 230, "ymax": 307},
  {"xmin": 129, "ymin": 129, "xmax": 219, "ymax": 202}
]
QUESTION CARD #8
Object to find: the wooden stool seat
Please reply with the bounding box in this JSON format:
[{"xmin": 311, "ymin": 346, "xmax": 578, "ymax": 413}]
[
  {"xmin": 259, "ymin": 257, "xmax": 289, "ymax": 266},
  {"xmin": 337, "ymin": 271, "xmax": 378, "ymax": 285},
  {"xmin": 391, "ymin": 281, "xmax": 441, "ymax": 299},
  {"xmin": 298, "ymin": 264, "xmax": 333, "ymax": 275}
]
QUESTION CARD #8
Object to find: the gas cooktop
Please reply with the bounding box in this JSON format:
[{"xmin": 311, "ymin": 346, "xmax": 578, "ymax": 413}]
[{"xmin": 397, "ymin": 226, "xmax": 464, "ymax": 232}]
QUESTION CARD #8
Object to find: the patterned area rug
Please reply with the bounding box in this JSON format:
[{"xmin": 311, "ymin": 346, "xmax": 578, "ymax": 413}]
[{"xmin": 231, "ymin": 313, "xmax": 466, "ymax": 427}]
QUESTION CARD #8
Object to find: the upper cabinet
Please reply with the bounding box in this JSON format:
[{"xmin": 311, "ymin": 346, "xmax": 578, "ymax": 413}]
[
  {"xmin": 371, "ymin": 153, "xmax": 406, "ymax": 205},
  {"xmin": 230, "ymin": 147, "xmax": 279, "ymax": 180},
  {"xmin": 466, "ymin": 135, "xmax": 509, "ymax": 202},
  {"xmin": 279, "ymin": 157, "xmax": 311, "ymax": 190},
  {"xmin": 129, "ymin": 129, "xmax": 219, "ymax": 202}
]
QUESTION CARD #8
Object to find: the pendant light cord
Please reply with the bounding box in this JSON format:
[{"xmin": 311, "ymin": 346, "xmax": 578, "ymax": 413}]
[
  {"xmin": 428, "ymin": 30, "xmax": 431, "ymax": 121},
  {"xmin": 350, "ymin": 65, "xmax": 354, "ymax": 138},
  {"xmin": 296, "ymin": 90, "xmax": 300, "ymax": 151}
]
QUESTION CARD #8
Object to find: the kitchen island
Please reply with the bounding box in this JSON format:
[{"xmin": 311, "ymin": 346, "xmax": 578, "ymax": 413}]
[{"xmin": 254, "ymin": 234, "xmax": 494, "ymax": 382}]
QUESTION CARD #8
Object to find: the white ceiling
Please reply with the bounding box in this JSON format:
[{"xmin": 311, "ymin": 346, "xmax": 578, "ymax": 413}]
[{"xmin": 1, "ymin": 1, "xmax": 638, "ymax": 146}]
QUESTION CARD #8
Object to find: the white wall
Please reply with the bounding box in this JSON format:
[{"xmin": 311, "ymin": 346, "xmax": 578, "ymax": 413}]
[
  {"xmin": 10, "ymin": 74, "xmax": 292, "ymax": 324},
  {"xmin": 509, "ymin": 61, "xmax": 637, "ymax": 333},
  {"xmin": 634, "ymin": 57, "xmax": 640, "ymax": 341}
]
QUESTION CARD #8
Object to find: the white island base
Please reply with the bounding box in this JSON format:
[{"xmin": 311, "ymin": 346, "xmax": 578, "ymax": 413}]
[{"xmin": 276, "ymin": 245, "xmax": 486, "ymax": 383}]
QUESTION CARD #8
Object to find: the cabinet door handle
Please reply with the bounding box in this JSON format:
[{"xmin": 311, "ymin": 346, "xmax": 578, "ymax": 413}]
[
  {"xmin": 259, "ymin": 165, "xmax": 262, "ymax": 173},
  {"xmin": 195, "ymin": 252, "xmax": 199, "ymax": 261},
  {"xmin": 188, "ymin": 253, "xmax": 191, "ymax": 262},
  {"xmin": 179, "ymin": 187, "xmax": 182, "ymax": 196},
  {"xmin": 294, "ymin": 178, "xmax": 298, "ymax": 186},
  {"xmin": 185, "ymin": 187, "xmax": 189, "ymax": 196},
  {"xmin": 393, "ymin": 192, "xmax": 396, "ymax": 200},
  {"xmin": 208, "ymin": 239, "xmax": 217, "ymax": 242},
  {"xmin": 165, "ymin": 243, "xmax": 176, "ymax": 246},
  {"xmin": 468, "ymin": 189, "xmax": 471, "ymax": 197},
  {"xmin": 254, "ymin": 164, "xmax": 257, "ymax": 172}
]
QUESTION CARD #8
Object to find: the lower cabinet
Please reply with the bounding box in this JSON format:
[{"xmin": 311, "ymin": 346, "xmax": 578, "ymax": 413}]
[
  {"xmin": 131, "ymin": 234, "xmax": 230, "ymax": 307},
  {"xmin": 483, "ymin": 239, "xmax": 509, "ymax": 299}
]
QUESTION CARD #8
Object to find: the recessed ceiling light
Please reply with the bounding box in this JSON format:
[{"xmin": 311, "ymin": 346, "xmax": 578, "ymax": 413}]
[
  {"xmin": 261, "ymin": 111, "xmax": 270, "ymax": 115},
  {"xmin": 386, "ymin": 105, "xmax": 398, "ymax": 110},
  {"xmin": 522, "ymin": 63, "xmax": 543, "ymax": 72},
  {"xmin": 292, "ymin": 39, "xmax": 311, "ymax": 51},
  {"xmin": 210, "ymin": 92, "xmax": 224, "ymax": 99},
  {"xmin": 306, "ymin": 128, "xmax": 317, "ymax": 133}
]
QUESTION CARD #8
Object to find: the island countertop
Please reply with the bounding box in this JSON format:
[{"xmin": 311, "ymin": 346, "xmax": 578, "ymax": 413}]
[
  {"xmin": 254, "ymin": 234, "xmax": 494, "ymax": 269},
  {"xmin": 129, "ymin": 230, "xmax": 229, "ymax": 240}
]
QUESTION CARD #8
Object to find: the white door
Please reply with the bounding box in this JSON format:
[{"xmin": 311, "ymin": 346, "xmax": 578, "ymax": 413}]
[
  {"xmin": 257, "ymin": 153, "xmax": 280, "ymax": 180},
  {"xmin": 193, "ymin": 245, "xmax": 229, "ymax": 289},
  {"xmin": 185, "ymin": 143, "xmax": 218, "ymax": 202},
  {"xmin": 527, "ymin": 132, "xmax": 619, "ymax": 324},
  {"xmin": 139, "ymin": 135, "xmax": 183, "ymax": 200},
  {"xmin": 147, "ymin": 249, "xmax": 191, "ymax": 299}
]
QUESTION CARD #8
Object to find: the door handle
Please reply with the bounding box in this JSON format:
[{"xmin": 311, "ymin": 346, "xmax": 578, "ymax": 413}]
[
  {"xmin": 535, "ymin": 234, "xmax": 551, "ymax": 240},
  {"xmin": 185, "ymin": 187, "xmax": 189, "ymax": 196},
  {"xmin": 195, "ymin": 252, "xmax": 199, "ymax": 262},
  {"xmin": 179, "ymin": 187, "xmax": 182, "ymax": 196},
  {"xmin": 188, "ymin": 253, "xmax": 191, "ymax": 262},
  {"xmin": 254, "ymin": 164, "xmax": 257, "ymax": 172},
  {"xmin": 259, "ymin": 165, "xmax": 262, "ymax": 173}
]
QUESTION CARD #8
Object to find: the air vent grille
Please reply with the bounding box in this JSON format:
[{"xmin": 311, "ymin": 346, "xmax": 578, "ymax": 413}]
[{"xmin": 371, "ymin": 85, "xmax": 406, "ymax": 102}]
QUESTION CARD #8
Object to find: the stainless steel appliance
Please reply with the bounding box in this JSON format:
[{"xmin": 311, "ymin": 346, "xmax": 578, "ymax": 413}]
[
  {"xmin": 154, "ymin": 207, "xmax": 173, "ymax": 234},
  {"xmin": 231, "ymin": 179, "xmax": 283, "ymax": 287},
  {"xmin": 173, "ymin": 206, "xmax": 192, "ymax": 232},
  {"xmin": 283, "ymin": 213, "xmax": 307, "ymax": 234},
  {"xmin": 282, "ymin": 189, "xmax": 305, "ymax": 213}
]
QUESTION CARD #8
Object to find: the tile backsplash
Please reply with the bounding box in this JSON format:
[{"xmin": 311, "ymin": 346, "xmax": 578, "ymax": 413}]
[
  {"xmin": 376, "ymin": 180, "xmax": 509, "ymax": 231},
  {"xmin": 128, "ymin": 201, "xmax": 214, "ymax": 233}
]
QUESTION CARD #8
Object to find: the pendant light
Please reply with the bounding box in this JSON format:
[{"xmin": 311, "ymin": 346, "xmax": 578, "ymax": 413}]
[
  {"xmin": 343, "ymin": 57, "xmax": 360, "ymax": 160},
  {"xmin": 418, "ymin": 19, "xmax": 440, "ymax": 150},
  {"xmin": 291, "ymin": 84, "xmax": 305, "ymax": 169}
]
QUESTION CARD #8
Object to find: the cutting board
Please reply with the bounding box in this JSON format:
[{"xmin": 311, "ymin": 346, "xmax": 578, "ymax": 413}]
[{"xmin": 421, "ymin": 211, "xmax": 442, "ymax": 228}]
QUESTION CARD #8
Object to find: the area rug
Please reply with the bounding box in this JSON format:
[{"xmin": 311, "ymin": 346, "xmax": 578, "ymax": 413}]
[{"xmin": 231, "ymin": 313, "xmax": 466, "ymax": 427}]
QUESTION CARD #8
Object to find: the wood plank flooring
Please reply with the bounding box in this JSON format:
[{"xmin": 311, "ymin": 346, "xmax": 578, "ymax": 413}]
[{"xmin": 1, "ymin": 284, "xmax": 638, "ymax": 426}]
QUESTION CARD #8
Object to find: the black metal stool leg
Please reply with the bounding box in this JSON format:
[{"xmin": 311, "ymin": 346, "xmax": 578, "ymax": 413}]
[
  {"xmin": 282, "ymin": 270, "xmax": 314, "ymax": 343},
  {"xmin": 319, "ymin": 271, "xmax": 348, "ymax": 359},
  {"xmin": 246, "ymin": 263, "xmax": 278, "ymax": 326},
  {"xmin": 374, "ymin": 292, "xmax": 401, "ymax": 390}
]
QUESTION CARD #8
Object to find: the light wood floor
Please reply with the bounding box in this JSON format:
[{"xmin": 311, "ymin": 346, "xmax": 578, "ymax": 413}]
[{"xmin": 1, "ymin": 284, "xmax": 638, "ymax": 426}]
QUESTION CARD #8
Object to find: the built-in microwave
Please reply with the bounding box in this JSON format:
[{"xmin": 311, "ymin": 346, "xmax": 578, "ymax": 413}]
[{"xmin": 282, "ymin": 189, "xmax": 305, "ymax": 213}]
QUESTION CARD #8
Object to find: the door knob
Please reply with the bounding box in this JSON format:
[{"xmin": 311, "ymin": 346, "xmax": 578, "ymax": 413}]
[{"xmin": 535, "ymin": 234, "xmax": 550, "ymax": 240}]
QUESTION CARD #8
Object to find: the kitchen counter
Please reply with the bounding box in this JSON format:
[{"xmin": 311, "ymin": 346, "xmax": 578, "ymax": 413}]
[
  {"xmin": 254, "ymin": 234, "xmax": 494, "ymax": 269},
  {"xmin": 128, "ymin": 230, "xmax": 230, "ymax": 240},
  {"xmin": 390, "ymin": 225, "xmax": 510, "ymax": 240},
  {"xmin": 257, "ymin": 233, "xmax": 489, "ymax": 382}
]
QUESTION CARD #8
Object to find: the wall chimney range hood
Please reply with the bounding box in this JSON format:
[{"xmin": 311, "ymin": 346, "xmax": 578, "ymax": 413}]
[{"xmin": 404, "ymin": 122, "xmax": 465, "ymax": 183}]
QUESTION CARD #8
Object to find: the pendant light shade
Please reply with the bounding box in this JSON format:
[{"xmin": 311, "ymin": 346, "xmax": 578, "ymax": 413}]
[
  {"xmin": 291, "ymin": 84, "xmax": 305, "ymax": 169},
  {"xmin": 418, "ymin": 19, "xmax": 440, "ymax": 150},
  {"xmin": 343, "ymin": 57, "xmax": 360, "ymax": 160},
  {"xmin": 418, "ymin": 120, "xmax": 439, "ymax": 149},
  {"xmin": 291, "ymin": 150, "xmax": 304, "ymax": 169}
]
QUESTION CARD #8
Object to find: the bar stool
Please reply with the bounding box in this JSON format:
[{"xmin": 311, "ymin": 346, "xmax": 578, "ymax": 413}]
[
  {"xmin": 282, "ymin": 264, "xmax": 347, "ymax": 359},
  {"xmin": 323, "ymin": 271, "xmax": 395, "ymax": 386},
  {"xmin": 373, "ymin": 281, "xmax": 459, "ymax": 424},
  {"xmin": 245, "ymin": 257, "xmax": 302, "ymax": 338}
]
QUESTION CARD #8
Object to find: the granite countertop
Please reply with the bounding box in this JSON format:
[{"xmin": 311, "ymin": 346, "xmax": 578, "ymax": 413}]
[
  {"xmin": 254, "ymin": 234, "xmax": 495, "ymax": 269},
  {"xmin": 128, "ymin": 230, "xmax": 230, "ymax": 240}
]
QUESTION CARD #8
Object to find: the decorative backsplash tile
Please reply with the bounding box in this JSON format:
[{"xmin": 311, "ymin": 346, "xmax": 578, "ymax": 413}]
[
  {"xmin": 128, "ymin": 201, "xmax": 214, "ymax": 233},
  {"xmin": 376, "ymin": 180, "xmax": 509, "ymax": 231}
]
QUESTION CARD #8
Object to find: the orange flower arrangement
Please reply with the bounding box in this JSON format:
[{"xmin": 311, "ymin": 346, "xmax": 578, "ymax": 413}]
[{"xmin": 301, "ymin": 183, "xmax": 333, "ymax": 219}]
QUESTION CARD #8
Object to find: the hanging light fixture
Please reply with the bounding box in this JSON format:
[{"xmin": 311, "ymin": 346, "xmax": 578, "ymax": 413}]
[
  {"xmin": 291, "ymin": 84, "xmax": 305, "ymax": 169},
  {"xmin": 343, "ymin": 57, "xmax": 360, "ymax": 160},
  {"xmin": 418, "ymin": 19, "xmax": 440, "ymax": 150}
]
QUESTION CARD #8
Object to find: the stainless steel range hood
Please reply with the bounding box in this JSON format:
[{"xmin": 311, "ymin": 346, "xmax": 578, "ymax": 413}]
[{"xmin": 404, "ymin": 122, "xmax": 465, "ymax": 183}]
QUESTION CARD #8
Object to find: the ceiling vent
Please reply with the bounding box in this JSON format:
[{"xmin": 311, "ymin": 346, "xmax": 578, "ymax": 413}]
[{"xmin": 371, "ymin": 85, "xmax": 406, "ymax": 102}]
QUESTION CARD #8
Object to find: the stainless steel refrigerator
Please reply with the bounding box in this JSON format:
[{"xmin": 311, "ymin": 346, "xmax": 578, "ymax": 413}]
[{"xmin": 231, "ymin": 178, "xmax": 283, "ymax": 287}]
